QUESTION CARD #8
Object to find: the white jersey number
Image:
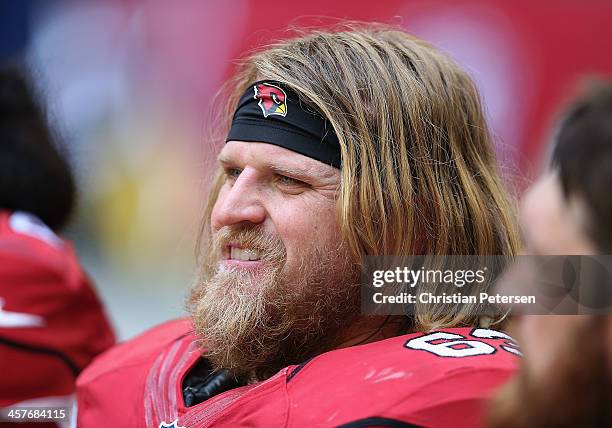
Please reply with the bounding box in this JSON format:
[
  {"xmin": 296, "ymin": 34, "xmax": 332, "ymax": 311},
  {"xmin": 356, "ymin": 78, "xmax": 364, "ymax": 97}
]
[{"xmin": 405, "ymin": 328, "xmax": 520, "ymax": 358}]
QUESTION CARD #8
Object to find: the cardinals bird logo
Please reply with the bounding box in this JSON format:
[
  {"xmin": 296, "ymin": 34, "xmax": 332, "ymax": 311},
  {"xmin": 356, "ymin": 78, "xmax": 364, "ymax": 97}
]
[{"xmin": 253, "ymin": 82, "xmax": 287, "ymax": 118}]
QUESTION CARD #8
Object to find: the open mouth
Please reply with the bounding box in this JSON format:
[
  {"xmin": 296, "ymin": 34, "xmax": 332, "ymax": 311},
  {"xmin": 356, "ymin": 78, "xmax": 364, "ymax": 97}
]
[{"xmin": 227, "ymin": 245, "xmax": 262, "ymax": 262}]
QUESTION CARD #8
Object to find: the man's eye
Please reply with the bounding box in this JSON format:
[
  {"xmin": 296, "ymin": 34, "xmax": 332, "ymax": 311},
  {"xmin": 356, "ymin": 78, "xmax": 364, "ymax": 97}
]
[
  {"xmin": 277, "ymin": 175, "xmax": 301, "ymax": 186},
  {"xmin": 225, "ymin": 168, "xmax": 242, "ymax": 179}
]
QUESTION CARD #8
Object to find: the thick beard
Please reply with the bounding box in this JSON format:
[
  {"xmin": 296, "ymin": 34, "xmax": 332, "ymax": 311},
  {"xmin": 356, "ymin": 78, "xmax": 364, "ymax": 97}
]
[{"xmin": 187, "ymin": 225, "xmax": 360, "ymax": 380}]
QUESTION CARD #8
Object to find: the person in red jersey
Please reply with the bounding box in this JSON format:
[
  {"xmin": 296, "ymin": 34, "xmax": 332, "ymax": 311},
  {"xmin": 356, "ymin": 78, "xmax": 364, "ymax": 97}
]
[
  {"xmin": 77, "ymin": 25, "xmax": 521, "ymax": 427},
  {"xmin": 0, "ymin": 67, "xmax": 115, "ymax": 427}
]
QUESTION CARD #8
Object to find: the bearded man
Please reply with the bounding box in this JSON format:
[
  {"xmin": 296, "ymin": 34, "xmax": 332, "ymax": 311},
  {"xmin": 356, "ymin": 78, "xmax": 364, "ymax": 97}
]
[{"xmin": 76, "ymin": 25, "xmax": 520, "ymax": 428}]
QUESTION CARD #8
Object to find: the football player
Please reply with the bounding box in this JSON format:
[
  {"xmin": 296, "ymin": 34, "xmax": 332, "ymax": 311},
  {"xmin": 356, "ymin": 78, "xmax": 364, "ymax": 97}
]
[
  {"xmin": 0, "ymin": 67, "xmax": 115, "ymax": 427},
  {"xmin": 77, "ymin": 26, "xmax": 521, "ymax": 427}
]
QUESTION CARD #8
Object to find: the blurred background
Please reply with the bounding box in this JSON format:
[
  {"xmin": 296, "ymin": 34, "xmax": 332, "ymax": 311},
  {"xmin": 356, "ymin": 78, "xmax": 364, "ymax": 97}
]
[{"xmin": 1, "ymin": 0, "xmax": 611, "ymax": 340}]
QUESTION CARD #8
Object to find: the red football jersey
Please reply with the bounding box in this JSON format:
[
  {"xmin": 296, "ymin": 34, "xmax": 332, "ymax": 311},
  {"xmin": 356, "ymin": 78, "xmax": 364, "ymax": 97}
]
[
  {"xmin": 0, "ymin": 210, "xmax": 115, "ymax": 422},
  {"xmin": 77, "ymin": 318, "xmax": 518, "ymax": 427}
]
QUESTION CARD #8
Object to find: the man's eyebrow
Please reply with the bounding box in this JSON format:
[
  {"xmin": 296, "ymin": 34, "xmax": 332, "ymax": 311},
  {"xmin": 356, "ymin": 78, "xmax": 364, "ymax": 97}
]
[
  {"xmin": 217, "ymin": 152, "xmax": 335, "ymax": 180},
  {"xmin": 267, "ymin": 163, "xmax": 319, "ymax": 180},
  {"xmin": 217, "ymin": 153, "xmax": 234, "ymax": 165}
]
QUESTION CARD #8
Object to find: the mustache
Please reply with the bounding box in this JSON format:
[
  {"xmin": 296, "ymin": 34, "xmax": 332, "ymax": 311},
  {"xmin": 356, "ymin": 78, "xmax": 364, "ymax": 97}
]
[{"xmin": 213, "ymin": 225, "xmax": 287, "ymax": 262}]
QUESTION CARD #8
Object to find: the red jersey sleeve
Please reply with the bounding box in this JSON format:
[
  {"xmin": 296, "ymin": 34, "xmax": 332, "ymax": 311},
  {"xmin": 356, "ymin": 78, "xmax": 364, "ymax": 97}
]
[
  {"xmin": 0, "ymin": 210, "xmax": 116, "ymax": 408},
  {"xmin": 76, "ymin": 318, "xmax": 193, "ymax": 428}
]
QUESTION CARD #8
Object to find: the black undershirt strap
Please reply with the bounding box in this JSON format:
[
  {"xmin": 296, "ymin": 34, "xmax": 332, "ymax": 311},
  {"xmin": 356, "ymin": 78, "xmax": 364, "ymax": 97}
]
[{"xmin": 182, "ymin": 357, "xmax": 243, "ymax": 407}]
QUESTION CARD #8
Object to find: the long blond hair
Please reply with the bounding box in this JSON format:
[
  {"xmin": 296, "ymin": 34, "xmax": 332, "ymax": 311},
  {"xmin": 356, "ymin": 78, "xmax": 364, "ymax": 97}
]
[{"xmin": 199, "ymin": 24, "xmax": 520, "ymax": 331}]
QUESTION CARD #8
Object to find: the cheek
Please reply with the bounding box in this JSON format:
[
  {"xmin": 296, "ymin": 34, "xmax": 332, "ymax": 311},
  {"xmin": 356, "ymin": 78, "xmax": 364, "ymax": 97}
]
[
  {"xmin": 515, "ymin": 316, "xmax": 557, "ymax": 378},
  {"xmin": 521, "ymin": 191, "xmax": 567, "ymax": 254},
  {"xmin": 517, "ymin": 315, "xmax": 581, "ymax": 378},
  {"xmin": 270, "ymin": 199, "xmax": 339, "ymax": 260}
]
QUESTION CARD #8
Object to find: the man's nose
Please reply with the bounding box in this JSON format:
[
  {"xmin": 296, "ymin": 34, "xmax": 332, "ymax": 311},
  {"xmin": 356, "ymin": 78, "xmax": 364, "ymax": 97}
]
[{"xmin": 211, "ymin": 169, "xmax": 267, "ymax": 229}]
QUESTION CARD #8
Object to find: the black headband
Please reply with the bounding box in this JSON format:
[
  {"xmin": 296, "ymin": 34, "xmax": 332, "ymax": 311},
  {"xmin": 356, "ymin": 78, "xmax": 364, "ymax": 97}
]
[{"xmin": 226, "ymin": 80, "xmax": 341, "ymax": 169}]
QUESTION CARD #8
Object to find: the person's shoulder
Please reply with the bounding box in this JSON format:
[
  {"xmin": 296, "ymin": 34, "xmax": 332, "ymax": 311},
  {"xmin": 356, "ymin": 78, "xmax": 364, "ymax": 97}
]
[
  {"xmin": 286, "ymin": 326, "xmax": 519, "ymax": 427},
  {"xmin": 0, "ymin": 210, "xmax": 65, "ymax": 253},
  {"xmin": 78, "ymin": 318, "xmax": 193, "ymax": 385},
  {"xmin": 0, "ymin": 210, "xmax": 76, "ymax": 285},
  {"xmin": 76, "ymin": 318, "xmax": 194, "ymax": 426},
  {"xmin": 374, "ymin": 326, "xmax": 519, "ymax": 370},
  {"xmin": 0, "ymin": 209, "xmax": 115, "ymax": 370},
  {"xmin": 299, "ymin": 326, "xmax": 518, "ymax": 376}
]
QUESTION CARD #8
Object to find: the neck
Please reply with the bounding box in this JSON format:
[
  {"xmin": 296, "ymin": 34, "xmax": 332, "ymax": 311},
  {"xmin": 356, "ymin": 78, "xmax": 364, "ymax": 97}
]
[
  {"xmin": 333, "ymin": 315, "xmax": 409, "ymax": 349},
  {"xmin": 245, "ymin": 316, "xmax": 409, "ymax": 384}
]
